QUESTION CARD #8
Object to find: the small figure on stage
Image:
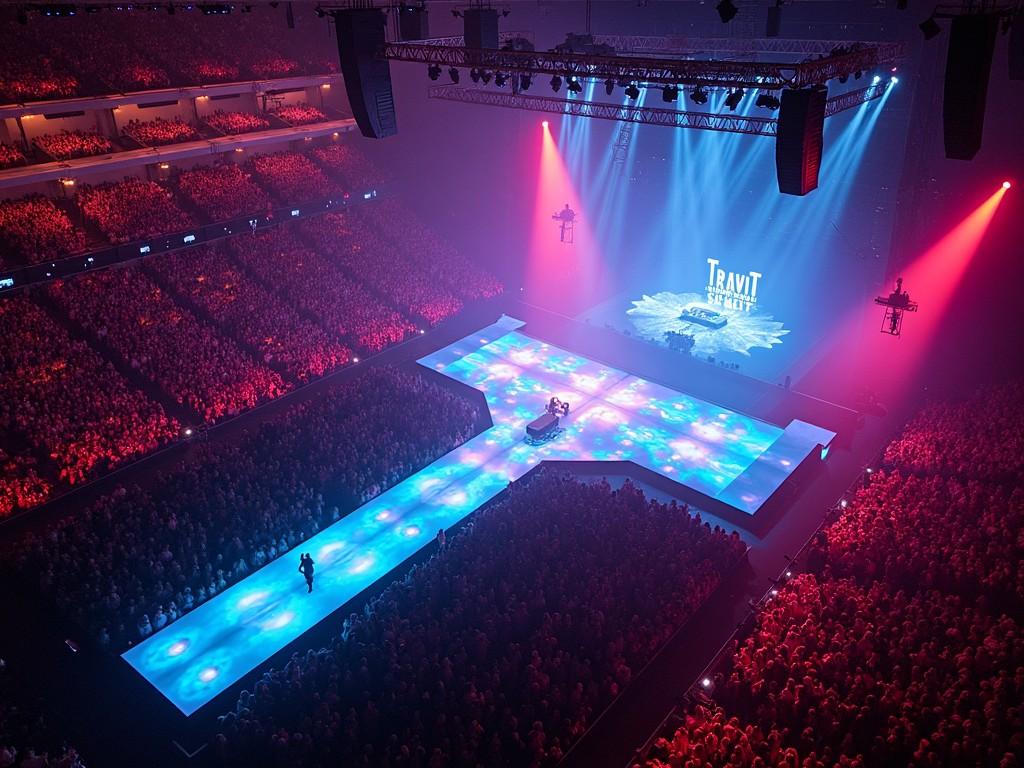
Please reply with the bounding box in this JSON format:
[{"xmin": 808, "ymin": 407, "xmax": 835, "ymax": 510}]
[
  {"xmin": 547, "ymin": 396, "xmax": 570, "ymax": 417},
  {"xmin": 552, "ymin": 203, "xmax": 576, "ymax": 243},
  {"xmin": 298, "ymin": 553, "xmax": 315, "ymax": 593}
]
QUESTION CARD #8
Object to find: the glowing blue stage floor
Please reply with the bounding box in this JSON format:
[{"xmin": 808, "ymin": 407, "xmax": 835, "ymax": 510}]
[{"xmin": 123, "ymin": 316, "xmax": 834, "ymax": 716}]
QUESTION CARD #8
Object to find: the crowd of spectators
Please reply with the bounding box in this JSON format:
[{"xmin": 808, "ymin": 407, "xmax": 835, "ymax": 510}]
[
  {"xmin": 78, "ymin": 177, "xmax": 193, "ymax": 244},
  {"xmin": 212, "ymin": 473, "xmax": 745, "ymax": 767},
  {"xmin": 48, "ymin": 266, "xmax": 286, "ymax": 423},
  {"xmin": 0, "ymin": 141, "xmax": 27, "ymax": 170},
  {"xmin": 362, "ymin": 200, "xmax": 505, "ymax": 301},
  {"xmin": 0, "ymin": 658, "xmax": 84, "ymax": 768},
  {"xmin": 149, "ymin": 245, "xmax": 352, "ymax": 382},
  {"xmin": 32, "ymin": 129, "xmax": 113, "ymax": 161},
  {"xmin": 304, "ymin": 213, "xmax": 463, "ymax": 326},
  {"xmin": 247, "ymin": 152, "xmax": 338, "ymax": 203},
  {"xmin": 638, "ymin": 380, "xmax": 1024, "ymax": 768},
  {"xmin": 122, "ymin": 116, "xmax": 199, "ymax": 147},
  {"xmin": 0, "ymin": 28, "xmax": 78, "ymax": 102},
  {"xmin": 0, "ymin": 441, "xmax": 52, "ymax": 518},
  {"xmin": 270, "ymin": 103, "xmax": 328, "ymax": 126},
  {"xmin": 0, "ymin": 195, "xmax": 85, "ymax": 268},
  {"xmin": 232, "ymin": 225, "xmax": 416, "ymax": 352},
  {"xmin": 0, "ymin": 295, "xmax": 179, "ymax": 487},
  {"xmin": 4, "ymin": 366, "xmax": 483, "ymax": 650},
  {"xmin": 310, "ymin": 143, "xmax": 388, "ymax": 193},
  {"xmin": 177, "ymin": 163, "xmax": 272, "ymax": 222},
  {"xmin": 204, "ymin": 110, "xmax": 272, "ymax": 136}
]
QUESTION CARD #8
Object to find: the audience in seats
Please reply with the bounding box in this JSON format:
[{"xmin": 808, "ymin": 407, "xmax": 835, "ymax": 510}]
[
  {"xmin": 362, "ymin": 199, "xmax": 505, "ymax": 301},
  {"xmin": 270, "ymin": 102, "xmax": 327, "ymax": 126},
  {"xmin": 4, "ymin": 367, "xmax": 482, "ymax": 650},
  {"xmin": 310, "ymin": 143, "xmax": 389, "ymax": 193},
  {"xmin": 303, "ymin": 213, "xmax": 463, "ymax": 326},
  {"xmin": 0, "ymin": 29, "xmax": 78, "ymax": 101},
  {"xmin": 150, "ymin": 245, "xmax": 352, "ymax": 382},
  {"xmin": 247, "ymin": 152, "xmax": 339, "ymax": 203},
  {"xmin": 231, "ymin": 225, "xmax": 416, "ymax": 352},
  {"xmin": 204, "ymin": 110, "xmax": 272, "ymax": 136},
  {"xmin": 32, "ymin": 129, "xmax": 114, "ymax": 161},
  {"xmin": 0, "ymin": 195, "xmax": 85, "ymax": 268},
  {"xmin": 637, "ymin": 380, "xmax": 1024, "ymax": 768},
  {"xmin": 177, "ymin": 163, "xmax": 272, "ymax": 222},
  {"xmin": 122, "ymin": 116, "xmax": 199, "ymax": 147},
  {"xmin": 0, "ymin": 442, "xmax": 53, "ymax": 518},
  {"xmin": 0, "ymin": 658, "xmax": 84, "ymax": 768},
  {"xmin": 0, "ymin": 141, "xmax": 27, "ymax": 170},
  {"xmin": 212, "ymin": 473, "xmax": 745, "ymax": 767},
  {"xmin": 78, "ymin": 177, "xmax": 193, "ymax": 244},
  {"xmin": 48, "ymin": 266, "xmax": 286, "ymax": 423},
  {"xmin": 0, "ymin": 295, "xmax": 179, "ymax": 488}
]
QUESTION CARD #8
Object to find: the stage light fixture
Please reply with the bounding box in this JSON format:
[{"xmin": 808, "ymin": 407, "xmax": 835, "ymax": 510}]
[
  {"xmin": 1003, "ymin": 181, "xmax": 1012, "ymax": 189},
  {"xmin": 724, "ymin": 88, "xmax": 745, "ymax": 110},
  {"xmin": 495, "ymin": 72, "xmax": 508, "ymax": 87},
  {"xmin": 427, "ymin": 64, "xmax": 441, "ymax": 81},
  {"xmin": 518, "ymin": 73, "xmax": 531, "ymax": 90},
  {"xmin": 541, "ymin": 120, "xmax": 549, "ymax": 128},
  {"xmin": 716, "ymin": 0, "xmax": 737, "ymax": 23},
  {"xmin": 480, "ymin": 70, "xmax": 492, "ymax": 84},
  {"xmin": 567, "ymin": 77, "xmax": 582, "ymax": 94},
  {"xmin": 604, "ymin": 78, "xmax": 615, "ymax": 96},
  {"xmin": 662, "ymin": 84, "xmax": 679, "ymax": 102},
  {"xmin": 872, "ymin": 74, "xmax": 881, "ymax": 84},
  {"xmin": 470, "ymin": 67, "xmax": 481, "ymax": 83},
  {"xmin": 755, "ymin": 93, "xmax": 780, "ymax": 109},
  {"xmin": 890, "ymin": 75, "xmax": 898, "ymax": 84},
  {"xmin": 690, "ymin": 86, "xmax": 709, "ymax": 104},
  {"xmin": 199, "ymin": 3, "xmax": 232, "ymax": 14},
  {"xmin": 550, "ymin": 75, "xmax": 562, "ymax": 92},
  {"xmin": 919, "ymin": 15, "xmax": 941, "ymax": 39},
  {"xmin": 448, "ymin": 67, "xmax": 460, "ymax": 84},
  {"xmin": 624, "ymin": 82, "xmax": 640, "ymax": 99}
]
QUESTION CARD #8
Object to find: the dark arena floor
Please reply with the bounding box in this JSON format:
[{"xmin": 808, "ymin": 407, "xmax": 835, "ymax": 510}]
[{"xmin": 0, "ymin": 3, "xmax": 1022, "ymax": 768}]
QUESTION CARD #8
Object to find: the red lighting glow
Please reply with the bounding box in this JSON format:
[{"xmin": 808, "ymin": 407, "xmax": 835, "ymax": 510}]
[{"xmin": 1003, "ymin": 181, "xmax": 1011, "ymax": 190}]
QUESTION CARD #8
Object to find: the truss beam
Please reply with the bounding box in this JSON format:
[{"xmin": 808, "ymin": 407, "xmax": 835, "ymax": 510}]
[
  {"xmin": 426, "ymin": 82, "xmax": 888, "ymax": 136},
  {"xmin": 385, "ymin": 41, "xmax": 903, "ymax": 90}
]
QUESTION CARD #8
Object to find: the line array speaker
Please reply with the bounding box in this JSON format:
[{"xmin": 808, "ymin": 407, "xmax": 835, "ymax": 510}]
[{"xmin": 333, "ymin": 8, "xmax": 397, "ymax": 139}]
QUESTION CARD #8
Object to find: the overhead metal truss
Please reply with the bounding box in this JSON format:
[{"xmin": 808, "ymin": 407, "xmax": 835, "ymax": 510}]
[
  {"xmin": 590, "ymin": 35, "xmax": 897, "ymax": 58},
  {"xmin": 425, "ymin": 82, "xmax": 888, "ymax": 137},
  {"xmin": 384, "ymin": 40, "xmax": 903, "ymax": 90},
  {"xmin": 418, "ymin": 31, "xmax": 531, "ymax": 47}
]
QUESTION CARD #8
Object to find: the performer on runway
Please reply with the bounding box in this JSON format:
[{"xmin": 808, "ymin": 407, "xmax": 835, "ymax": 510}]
[
  {"xmin": 552, "ymin": 203, "xmax": 576, "ymax": 242},
  {"xmin": 299, "ymin": 553, "xmax": 315, "ymax": 593}
]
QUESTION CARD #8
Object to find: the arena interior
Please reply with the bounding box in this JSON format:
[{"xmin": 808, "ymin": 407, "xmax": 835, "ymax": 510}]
[{"xmin": 0, "ymin": 1, "xmax": 1022, "ymax": 766}]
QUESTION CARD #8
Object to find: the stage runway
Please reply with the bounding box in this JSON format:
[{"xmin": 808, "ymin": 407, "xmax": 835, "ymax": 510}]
[{"xmin": 123, "ymin": 315, "xmax": 834, "ymax": 716}]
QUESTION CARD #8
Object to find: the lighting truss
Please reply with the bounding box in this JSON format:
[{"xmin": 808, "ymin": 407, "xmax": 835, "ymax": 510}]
[
  {"xmin": 425, "ymin": 81, "xmax": 888, "ymax": 137},
  {"xmin": 591, "ymin": 35, "xmax": 899, "ymax": 58},
  {"xmin": 384, "ymin": 40, "xmax": 903, "ymax": 90},
  {"xmin": 418, "ymin": 31, "xmax": 532, "ymax": 47}
]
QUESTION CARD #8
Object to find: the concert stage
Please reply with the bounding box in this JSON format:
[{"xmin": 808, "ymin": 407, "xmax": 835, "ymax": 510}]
[{"xmin": 123, "ymin": 315, "xmax": 834, "ymax": 716}]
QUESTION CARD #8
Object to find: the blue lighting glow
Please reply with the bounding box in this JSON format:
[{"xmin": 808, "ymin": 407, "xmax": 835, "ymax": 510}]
[{"xmin": 122, "ymin": 316, "xmax": 833, "ymax": 716}]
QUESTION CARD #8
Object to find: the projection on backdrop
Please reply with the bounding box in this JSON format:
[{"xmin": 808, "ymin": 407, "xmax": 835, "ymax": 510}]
[{"xmin": 627, "ymin": 259, "xmax": 788, "ymax": 357}]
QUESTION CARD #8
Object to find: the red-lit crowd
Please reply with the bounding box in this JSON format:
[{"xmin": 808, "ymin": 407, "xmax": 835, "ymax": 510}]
[
  {"xmin": 270, "ymin": 103, "xmax": 328, "ymax": 126},
  {"xmin": 0, "ymin": 195, "xmax": 84, "ymax": 268},
  {"xmin": 32, "ymin": 129, "xmax": 113, "ymax": 161},
  {"xmin": 122, "ymin": 116, "xmax": 199, "ymax": 147},
  {"xmin": 78, "ymin": 177, "xmax": 194, "ymax": 243},
  {"xmin": 212, "ymin": 473, "xmax": 746, "ymax": 767},
  {"xmin": 177, "ymin": 163, "xmax": 272, "ymax": 221},
  {"xmin": 247, "ymin": 151, "xmax": 339, "ymax": 203},
  {"xmin": 204, "ymin": 110, "xmax": 272, "ymax": 136},
  {"xmin": 639, "ymin": 380, "xmax": 1024, "ymax": 768}
]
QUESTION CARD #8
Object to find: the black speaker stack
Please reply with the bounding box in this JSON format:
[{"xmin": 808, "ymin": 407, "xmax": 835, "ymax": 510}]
[{"xmin": 775, "ymin": 86, "xmax": 828, "ymax": 196}]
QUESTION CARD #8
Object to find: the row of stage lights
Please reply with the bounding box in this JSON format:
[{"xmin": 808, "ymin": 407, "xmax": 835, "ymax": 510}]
[
  {"xmin": 430, "ymin": 66, "xmax": 898, "ymax": 109},
  {"xmin": 20, "ymin": 2, "xmax": 253, "ymax": 17}
]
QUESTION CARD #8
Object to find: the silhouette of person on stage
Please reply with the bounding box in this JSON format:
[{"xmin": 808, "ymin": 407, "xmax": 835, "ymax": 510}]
[{"xmin": 299, "ymin": 553, "xmax": 315, "ymax": 593}]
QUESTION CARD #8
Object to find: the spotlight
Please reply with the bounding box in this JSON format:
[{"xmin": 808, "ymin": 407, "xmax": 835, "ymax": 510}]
[
  {"xmin": 550, "ymin": 74, "xmax": 562, "ymax": 92},
  {"xmin": 724, "ymin": 88, "xmax": 744, "ymax": 110},
  {"xmin": 755, "ymin": 93, "xmax": 780, "ymax": 109},
  {"xmin": 919, "ymin": 15, "xmax": 941, "ymax": 39},
  {"xmin": 690, "ymin": 86, "xmax": 709, "ymax": 104},
  {"xmin": 480, "ymin": 70, "xmax": 491, "ymax": 84},
  {"xmin": 518, "ymin": 73, "xmax": 531, "ymax": 90},
  {"xmin": 604, "ymin": 78, "xmax": 615, "ymax": 96},
  {"xmin": 716, "ymin": 0, "xmax": 737, "ymax": 23},
  {"xmin": 541, "ymin": 120, "xmax": 549, "ymax": 128},
  {"xmin": 427, "ymin": 64, "xmax": 441, "ymax": 81},
  {"xmin": 661, "ymin": 84, "xmax": 679, "ymax": 102},
  {"xmin": 470, "ymin": 67, "xmax": 481, "ymax": 83},
  {"xmin": 624, "ymin": 82, "xmax": 640, "ymax": 99},
  {"xmin": 494, "ymin": 72, "xmax": 508, "ymax": 87},
  {"xmin": 872, "ymin": 74, "xmax": 881, "ymax": 84},
  {"xmin": 448, "ymin": 67, "xmax": 460, "ymax": 84},
  {"xmin": 890, "ymin": 75, "xmax": 898, "ymax": 84},
  {"xmin": 567, "ymin": 77, "xmax": 582, "ymax": 94},
  {"xmin": 1003, "ymin": 181, "xmax": 1012, "ymax": 189}
]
